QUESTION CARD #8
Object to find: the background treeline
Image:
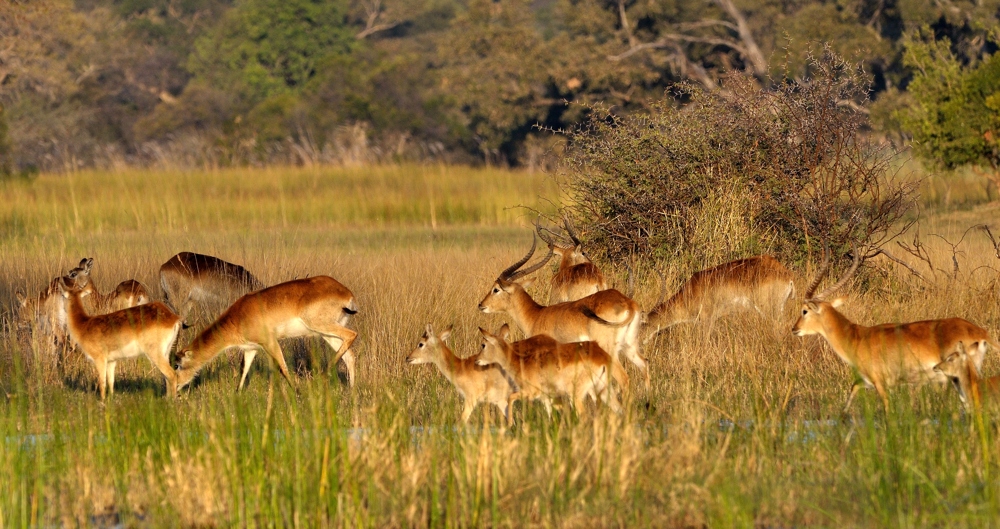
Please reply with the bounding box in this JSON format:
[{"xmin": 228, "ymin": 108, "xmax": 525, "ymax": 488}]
[{"xmin": 0, "ymin": 0, "xmax": 998, "ymax": 173}]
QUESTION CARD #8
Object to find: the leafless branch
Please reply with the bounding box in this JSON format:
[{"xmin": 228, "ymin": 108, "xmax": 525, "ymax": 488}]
[
  {"xmin": 875, "ymin": 249, "xmax": 931, "ymax": 283},
  {"xmin": 355, "ymin": 0, "xmax": 398, "ymax": 40}
]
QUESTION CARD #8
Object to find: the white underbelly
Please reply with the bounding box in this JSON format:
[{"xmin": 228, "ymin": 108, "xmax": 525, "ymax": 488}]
[
  {"xmin": 107, "ymin": 341, "xmax": 143, "ymax": 361},
  {"xmin": 274, "ymin": 318, "xmax": 311, "ymax": 338}
]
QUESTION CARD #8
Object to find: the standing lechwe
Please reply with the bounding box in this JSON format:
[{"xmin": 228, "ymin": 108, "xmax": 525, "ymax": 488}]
[
  {"xmin": 406, "ymin": 324, "xmax": 515, "ymax": 424},
  {"xmin": 159, "ymin": 251, "xmax": 265, "ymax": 321}
]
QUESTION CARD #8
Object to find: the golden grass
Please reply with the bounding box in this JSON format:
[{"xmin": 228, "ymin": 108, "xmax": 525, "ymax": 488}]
[{"xmin": 3, "ymin": 165, "xmax": 1000, "ymax": 526}]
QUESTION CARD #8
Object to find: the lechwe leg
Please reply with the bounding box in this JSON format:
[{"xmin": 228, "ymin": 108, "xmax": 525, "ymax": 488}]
[
  {"xmin": 144, "ymin": 326, "xmax": 181, "ymax": 397},
  {"xmin": 92, "ymin": 356, "xmax": 108, "ymax": 400},
  {"xmin": 302, "ymin": 311, "xmax": 358, "ymax": 385},
  {"xmin": 237, "ymin": 348, "xmax": 259, "ymax": 392},
  {"xmin": 107, "ymin": 361, "xmax": 118, "ymax": 396},
  {"xmin": 258, "ymin": 336, "xmax": 295, "ymax": 388}
]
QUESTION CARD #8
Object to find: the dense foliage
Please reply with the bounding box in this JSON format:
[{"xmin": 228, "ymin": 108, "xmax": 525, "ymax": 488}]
[
  {"xmin": 563, "ymin": 52, "xmax": 918, "ymax": 268},
  {"xmin": 0, "ymin": 0, "xmax": 998, "ymax": 171}
]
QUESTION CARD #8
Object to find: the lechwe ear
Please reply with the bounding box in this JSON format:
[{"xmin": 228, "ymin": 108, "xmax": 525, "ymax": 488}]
[
  {"xmin": 497, "ymin": 323, "xmax": 510, "ymax": 341},
  {"xmin": 518, "ymin": 276, "xmax": 536, "ymax": 289},
  {"xmin": 831, "ymin": 297, "xmax": 846, "ymax": 308},
  {"xmin": 439, "ymin": 325, "xmax": 453, "ymax": 342},
  {"xmin": 425, "ymin": 323, "xmax": 434, "ymax": 337}
]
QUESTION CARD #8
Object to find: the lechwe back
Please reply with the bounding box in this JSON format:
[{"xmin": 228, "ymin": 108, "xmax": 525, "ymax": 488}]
[
  {"xmin": 478, "ymin": 236, "xmax": 647, "ymax": 391},
  {"xmin": 644, "ymin": 255, "xmax": 794, "ymax": 342},
  {"xmin": 406, "ymin": 324, "xmax": 515, "ymax": 424},
  {"xmin": 792, "ymin": 250, "xmax": 998, "ymax": 411},
  {"xmin": 934, "ymin": 342, "xmax": 1000, "ymax": 409},
  {"xmin": 175, "ymin": 276, "xmax": 359, "ymax": 392},
  {"xmin": 476, "ymin": 325, "xmax": 623, "ymax": 416},
  {"xmin": 159, "ymin": 252, "xmax": 265, "ymax": 320},
  {"xmin": 535, "ymin": 217, "xmax": 608, "ymax": 304},
  {"xmin": 57, "ymin": 278, "xmax": 182, "ymax": 399},
  {"xmin": 66, "ymin": 258, "xmax": 151, "ymax": 314}
]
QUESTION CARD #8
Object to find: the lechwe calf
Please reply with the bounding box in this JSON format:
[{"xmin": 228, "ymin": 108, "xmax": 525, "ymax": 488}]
[
  {"xmin": 15, "ymin": 276, "xmax": 70, "ymax": 350},
  {"xmin": 934, "ymin": 342, "xmax": 1000, "ymax": 410},
  {"xmin": 66, "ymin": 257, "xmax": 151, "ymax": 313},
  {"xmin": 478, "ymin": 236, "xmax": 645, "ymax": 391},
  {"xmin": 57, "ymin": 278, "xmax": 182, "ymax": 399},
  {"xmin": 174, "ymin": 276, "xmax": 358, "ymax": 392},
  {"xmin": 792, "ymin": 251, "xmax": 997, "ymax": 412},
  {"xmin": 406, "ymin": 324, "xmax": 515, "ymax": 424},
  {"xmin": 644, "ymin": 255, "xmax": 794, "ymax": 342},
  {"xmin": 476, "ymin": 324, "xmax": 624, "ymax": 417}
]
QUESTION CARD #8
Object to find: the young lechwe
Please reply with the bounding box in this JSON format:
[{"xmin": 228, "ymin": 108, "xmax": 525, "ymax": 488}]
[
  {"xmin": 57, "ymin": 278, "xmax": 182, "ymax": 399},
  {"xmin": 66, "ymin": 257, "xmax": 151, "ymax": 314},
  {"xmin": 476, "ymin": 324, "xmax": 624, "ymax": 417},
  {"xmin": 406, "ymin": 324, "xmax": 515, "ymax": 424},
  {"xmin": 934, "ymin": 342, "xmax": 1000, "ymax": 410}
]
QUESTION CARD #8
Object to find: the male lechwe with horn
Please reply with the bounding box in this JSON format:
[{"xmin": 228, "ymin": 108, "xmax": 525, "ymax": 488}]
[
  {"xmin": 644, "ymin": 255, "xmax": 795, "ymax": 342},
  {"xmin": 56, "ymin": 277, "xmax": 182, "ymax": 399},
  {"xmin": 159, "ymin": 252, "xmax": 265, "ymax": 320},
  {"xmin": 535, "ymin": 216, "xmax": 608, "ymax": 304},
  {"xmin": 792, "ymin": 248, "xmax": 997, "ymax": 411},
  {"xmin": 478, "ymin": 236, "xmax": 646, "ymax": 391},
  {"xmin": 476, "ymin": 324, "xmax": 624, "ymax": 417},
  {"xmin": 175, "ymin": 275, "xmax": 359, "ymax": 391},
  {"xmin": 406, "ymin": 324, "xmax": 515, "ymax": 424}
]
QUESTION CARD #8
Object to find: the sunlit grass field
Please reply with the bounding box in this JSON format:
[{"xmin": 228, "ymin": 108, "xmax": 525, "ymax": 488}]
[{"xmin": 4, "ymin": 164, "xmax": 1000, "ymax": 526}]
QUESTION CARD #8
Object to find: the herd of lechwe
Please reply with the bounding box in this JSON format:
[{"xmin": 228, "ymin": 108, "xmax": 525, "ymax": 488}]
[{"xmin": 11, "ymin": 218, "xmax": 999, "ymax": 421}]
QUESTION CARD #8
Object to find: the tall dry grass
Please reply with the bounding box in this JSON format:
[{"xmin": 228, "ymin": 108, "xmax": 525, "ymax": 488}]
[{"xmin": 2, "ymin": 166, "xmax": 1000, "ymax": 526}]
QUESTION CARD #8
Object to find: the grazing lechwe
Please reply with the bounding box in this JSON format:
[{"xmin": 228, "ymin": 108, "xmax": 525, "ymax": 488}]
[
  {"xmin": 478, "ymin": 236, "xmax": 645, "ymax": 391},
  {"xmin": 644, "ymin": 255, "xmax": 794, "ymax": 342},
  {"xmin": 792, "ymin": 250, "xmax": 997, "ymax": 411},
  {"xmin": 174, "ymin": 276, "xmax": 358, "ymax": 392},
  {"xmin": 406, "ymin": 324, "xmax": 515, "ymax": 424},
  {"xmin": 476, "ymin": 324, "xmax": 623, "ymax": 417},
  {"xmin": 535, "ymin": 217, "xmax": 608, "ymax": 304},
  {"xmin": 159, "ymin": 252, "xmax": 264, "ymax": 320},
  {"xmin": 66, "ymin": 258, "xmax": 151, "ymax": 314},
  {"xmin": 57, "ymin": 278, "xmax": 182, "ymax": 399},
  {"xmin": 934, "ymin": 342, "xmax": 1000, "ymax": 410}
]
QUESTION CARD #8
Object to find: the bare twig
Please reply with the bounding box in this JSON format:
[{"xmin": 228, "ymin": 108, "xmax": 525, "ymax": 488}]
[{"xmin": 875, "ymin": 249, "xmax": 931, "ymax": 284}]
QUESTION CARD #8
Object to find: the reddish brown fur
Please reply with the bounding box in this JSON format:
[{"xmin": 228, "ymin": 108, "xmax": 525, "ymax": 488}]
[
  {"xmin": 645, "ymin": 255, "xmax": 794, "ymax": 340},
  {"xmin": 479, "ymin": 280, "xmax": 642, "ymax": 391},
  {"xmin": 159, "ymin": 252, "xmax": 264, "ymax": 320},
  {"xmin": 59, "ymin": 280, "xmax": 181, "ymax": 399},
  {"xmin": 175, "ymin": 276, "xmax": 358, "ymax": 391},
  {"xmin": 67, "ymin": 258, "xmax": 151, "ymax": 314},
  {"xmin": 548, "ymin": 246, "xmax": 608, "ymax": 304},
  {"xmin": 793, "ymin": 299, "xmax": 997, "ymax": 411},
  {"xmin": 476, "ymin": 325, "xmax": 623, "ymax": 416}
]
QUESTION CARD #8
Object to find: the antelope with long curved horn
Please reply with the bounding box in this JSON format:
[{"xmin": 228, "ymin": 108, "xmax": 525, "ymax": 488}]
[
  {"xmin": 478, "ymin": 236, "xmax": 646, "ymax": 391},
  {"xmin": 535, "ymin": 216, "xmax": 608, "ymax": 304},
  {"xmin": 792, "ymin": 247, "xmax": 997, "ymax": 411}
]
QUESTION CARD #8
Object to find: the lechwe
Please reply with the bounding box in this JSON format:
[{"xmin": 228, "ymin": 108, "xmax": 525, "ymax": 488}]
[
  {"xmin": 174, "ymin": 276, "xmax": 359, "ymax": 391},
  {"xmin": 477, "ymin": 236, "xmax": 647, "ymax": 391},
  {"xmin": 159, "ymin": 252, "xmax": 264, "ymax": 320},
  {"xmin": 56, "ymin": 278, "xmax": 182, "ymax": 399},
  {"xmin": 477, "ymin": 325, "xmax": 624, "ymax": 417},
  {"xmin": 66, "ymin": 258, "xmax": 151, "ymax": 313},
  {"xmin": 934, "ymin": 342, "xmax": 1000, "ymax": 410},
  {"xmin": 406, "ymin": 324, "xmax": 515, "ymax": 424},
  {"xmin": 792, "ymin": 251, "xmax": 997, "ymax": 411},
  {"xmin": 644, "ymin": 255, "xmax": 794, "ymax": 342},
  {"xmin": 15, "ymin": 276, "xmax": 71, "ymax": 353},
  {"xmin": 535, "ymin": 217, "xmax": 608, "ymax": 304}
]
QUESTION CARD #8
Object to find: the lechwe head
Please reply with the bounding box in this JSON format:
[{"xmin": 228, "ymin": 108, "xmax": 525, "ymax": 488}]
[
  {"xmin": 476, "ymin": 324, "xmax": 623, "ymax": 416},
  {"xmin": 159, "ymin": 252, "xmax": 265, "ymax": 321},
  {"xmin": 643, "ymin": 255, "xmax": 795, "ymax": 342},
  {"xmin": 66, "ymin": 257, "xmax": 151, "ymax": 314},
  {"xmin": 406, "ymin": 324, "xmax": 515, "ymax": 424},
  {"xmin": 535, "ymin": 216, "xmax": 608, "ymax": 304},
  {"xmin": 934, "ymin": 342, "xmax": 1000, "ymax": 410},
  {"xmin": 175, "ymin": 275, "xmax": 358, "ymax": 392},
  {"xmin": 478, "ymin": 236, "xmax": 645, "ymax": 391},
  {"xmin": 792, "ymin": 248, "xmax": 998, "ymax": 412},
  {"xmin": 56, "ymin": 277, "xmax": 182, "ymax": 399}
]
